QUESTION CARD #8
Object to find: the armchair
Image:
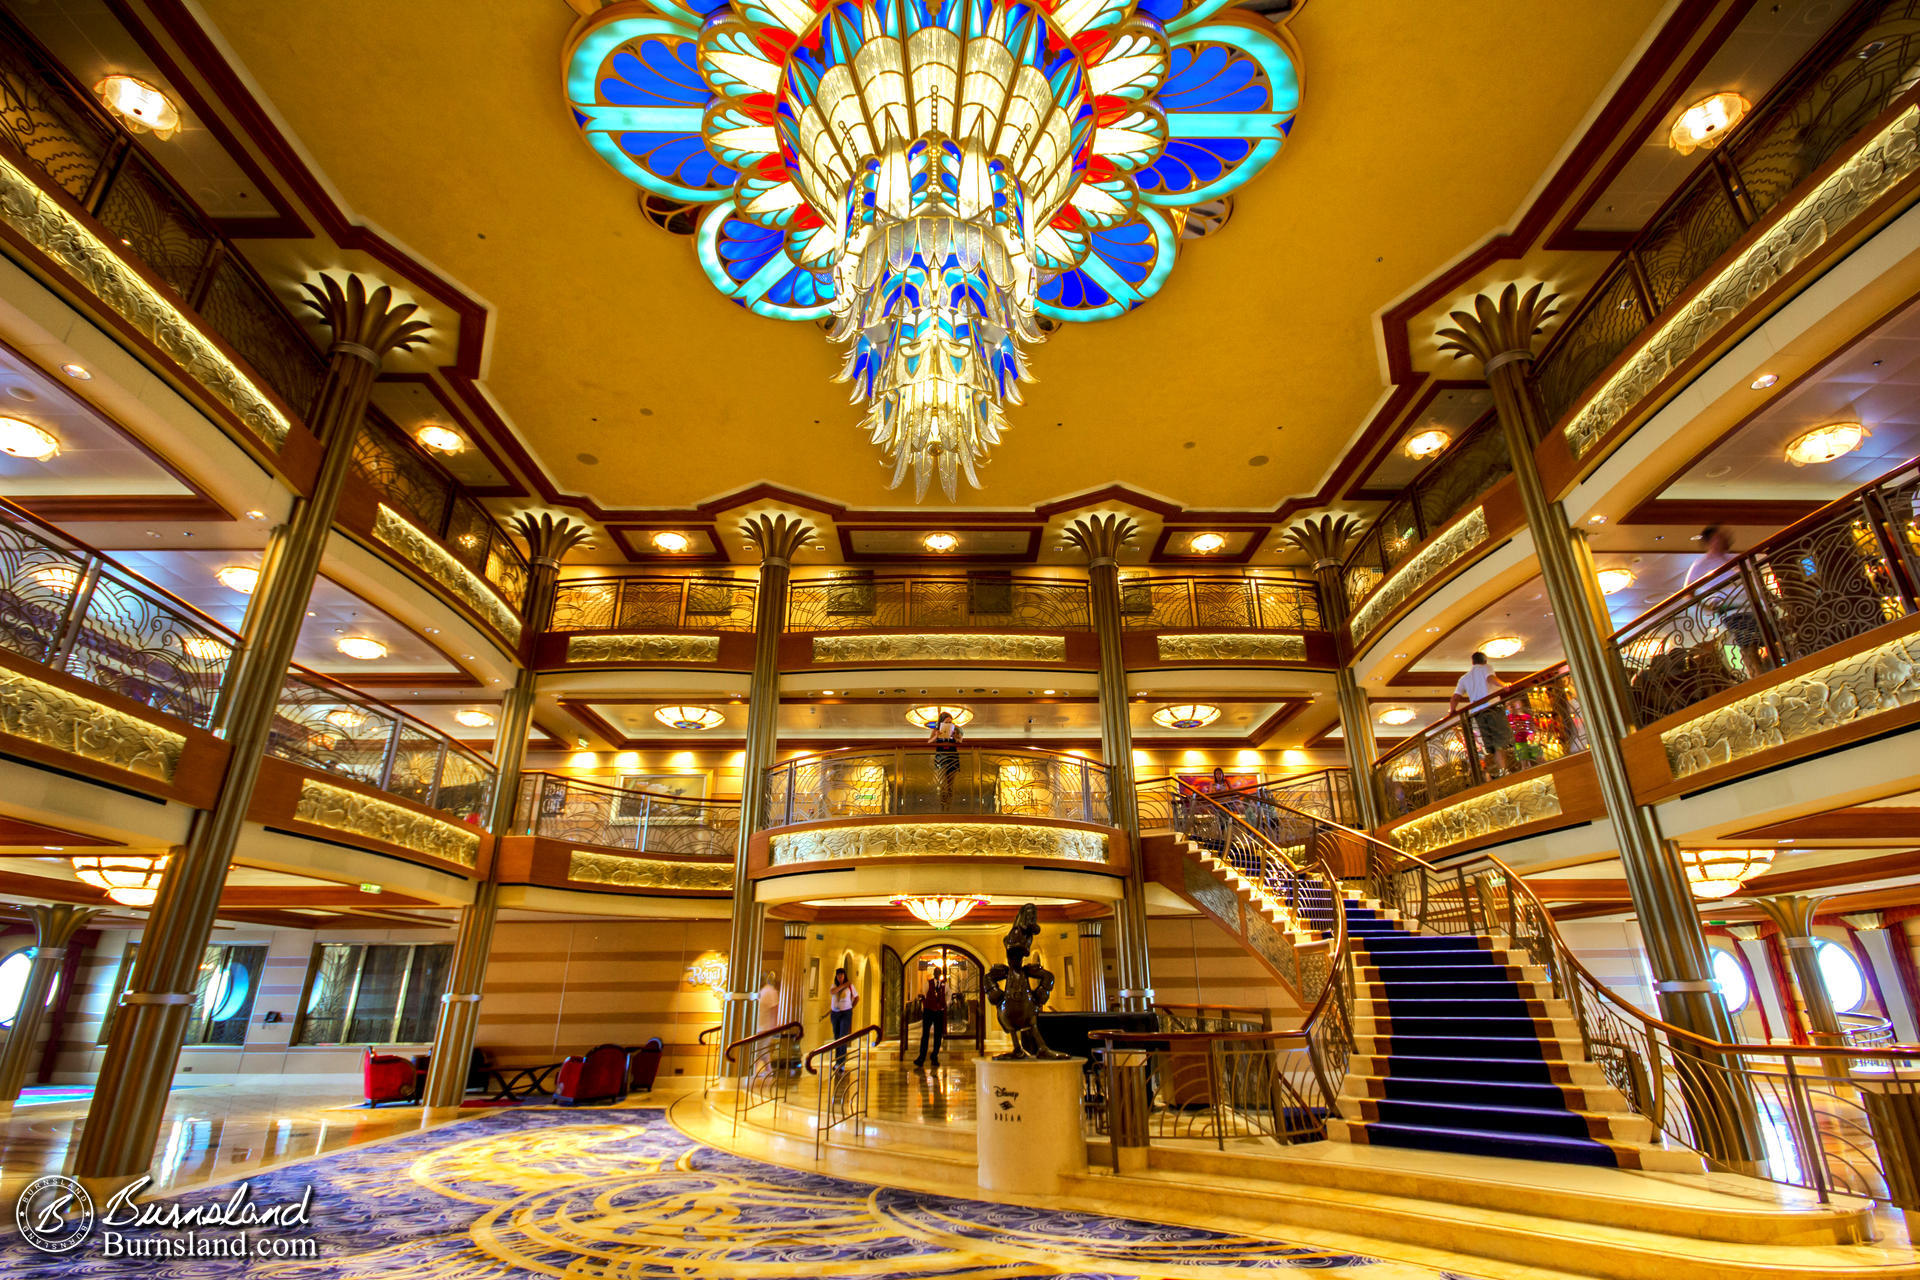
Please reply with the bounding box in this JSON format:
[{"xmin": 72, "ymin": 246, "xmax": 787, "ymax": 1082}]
[
  {"xmin": 552, "ymin": 1042, "xmax": 628, "ymax": 1105},
  {"xmin": 627, "ymin": 1037, "xmax": 664, "ymax": 1094}
]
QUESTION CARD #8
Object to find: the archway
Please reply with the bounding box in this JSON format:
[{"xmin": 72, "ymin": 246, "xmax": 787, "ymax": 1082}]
[{"xmin": 898, "ymin": 942, "xmax": 988, "ymax": 1061}]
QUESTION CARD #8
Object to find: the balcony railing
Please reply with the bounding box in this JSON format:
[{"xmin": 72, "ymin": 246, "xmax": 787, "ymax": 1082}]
[
  {"xmin": 762, "ymin": 745, "xmax": 1112, "ymax": 827},
  {"xmin": 0, "ymin": 498, "xmax": 238, "ymax": 728},
  {"xmin": 1531, "ymin": 0, "xmax": 1920, "ymax": 429},
  {"xmin": 1611, "ymin": 458, "xmax": 1920, "ymax": 727},
  {"xmin": 267, "ymin": 668, "xmax": 495, "ymax": 825},
  {"xmin": 549, "ymin": 576, "xmax": 757, "ymax": 632},
  {"xmin": 352, "ymin": 418, "xmax": 529, "ymax": 611},
  {"xmin": 1136, "ymin": 770, "xmax": 1359, "ymax": 836},
  {"xmin": 1117, "ymin": 575, "xmax": 1321, "ymax": 631},
  {"xmin": 1374, "ymin": 666, "xmax": 1590, "ymax": 820},
  {"xmin": 1341, "ymin": 414, "xmax": 1511, "ymax": 613},
  {"xmin": 785, "ymin": 574, "xmax": 1091, "ymax": 632},
  {"xmin": 0, "ymin": 12, "xmax": 324, "ymax": 424},
  {"xmin": 514, "ymin": 771, "xmax": 737, "ymax": 858}
]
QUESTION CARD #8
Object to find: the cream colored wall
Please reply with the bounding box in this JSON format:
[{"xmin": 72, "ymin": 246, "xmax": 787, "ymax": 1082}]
[{"xmin": 1146, "ymin": 913, "xmax": 1305, "ymax": 1021}]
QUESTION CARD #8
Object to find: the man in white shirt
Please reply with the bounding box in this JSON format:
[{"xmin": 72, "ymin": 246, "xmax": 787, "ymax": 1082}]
[{"xmin": 1450, "ymin": 651, "xmax": 1515, "ymax": 776}]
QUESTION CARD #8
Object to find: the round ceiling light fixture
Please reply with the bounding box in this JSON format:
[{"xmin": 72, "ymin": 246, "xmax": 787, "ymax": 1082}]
[
  {"xmin": 1403, "ymin": 428, "xmax": 1451, "ymax": 459},
  {"xmin": 94, "ymin": 75, "xmax": 182, "ymax": 139},
  {"xmin": 1669, "ymin": 91, "xmax": 1749, "ymax": 155},
  {"xmin": 1785, "ymin": 422, "xmax": 1869, "ymax": 468},
  {"xmin": 893, "ymin": 895, "xmax": 989, "ymax": 929},
  {"xmin": 1152, "ymin": 703, "xmax": 1221, "ymax": 730},
  {"xmin": 324, "ymin": 707, "xmax": 366, "ymax": 731},
  {"xmin": 59, "ymin": 363, "xmax": 91, "ymax": 381},
  {"xmin": 1480, "ymin": 636, "xmax": 1525, "ymax": 660},
  {"xmin": 1596, "ymin": 568, "xmax": 1636, "ymax": 595},
  {"xmin": 71, "ymin": 851, "xmax": 171, "ymax": 907},
  {"xmin": 655, "ymin": 705, "xmax": 725, "ymax": 731},
  {"xmin": 415, "ymin": 424, "xmax": 464, "ymax": 454},
  {"xmin": 215, "ymin": 565, "xmax": 258, "ymax": 594},
  {"xmin": 906, "ymin": 704, "xmax": 974, "ymax": 729},
  {"xmin": 1377, "ymin": 707, "xmax": 1417, "ymax": 726},
  {"xmin": 923, "ymin": 532, "xmax": 960, "ymax": 553},
  {"xmin": 335, "ymin": 636, "xmax": 388, "ymax": 661},
  {"xmin": 651, "ymin": 531, "xmax": 692, "ymax": 553},
  {"xmin": 1188, "ymin": 532, "xmax": 1228, "ymax": 554},
  {"xmin": 1677, "ymin": 847, "xmax": 1777, "ymax": 900},
  {"xmin": 0, "ymin": 417, "xmax": 60, "ymax": 461},
  {"xmin": 454, "ymin": 709, "xmax": 495, "ymax": 728}
]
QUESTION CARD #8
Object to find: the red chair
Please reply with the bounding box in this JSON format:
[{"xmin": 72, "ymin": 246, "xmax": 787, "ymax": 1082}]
[
  {"xmin": 363, "ymin": 1048, "xmax": 419, "ymax": 1106},
  {"xmin": 626, "ymin": 1038, "xmax": 664, "ymax": 1095},
  {"xmin": 551, "ymin": 1043, "xmax": 628, "ymax": 1105}
]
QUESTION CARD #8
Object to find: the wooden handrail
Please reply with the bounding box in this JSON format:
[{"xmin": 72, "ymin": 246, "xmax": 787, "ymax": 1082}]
[
  {"xmin": 698, "ymin": 1025, "xmax": 723, "ymax": 1044},
  {"xmin": 1154, "ymin": 1002, "xmax": 1271, "ymax": 1017},
  {"xmin": 521, "ymin": 771, "xmax": 738, "ymax": 810},
  {"xmin": 723, "ymin": 1020, "xmax": 802, "ymax": 1065},
  {"xmin": 804, "ymin": 1023, "xmax": 880, "ymax": 1073},
  {"xmin": 770, "ymin": 743, "xmax": 1113, "ymax": 769}
]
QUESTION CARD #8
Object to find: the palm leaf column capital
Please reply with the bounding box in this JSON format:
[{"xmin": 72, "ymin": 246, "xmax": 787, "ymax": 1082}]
[
  {"xmin": 739, "ymin": 513, "xmax": 815, "ymax": 567},
  {"xmin": 1063, "ymin": 514, "xmax": 1140, "ymax": 567},
  {"xmin": 1435, "ymin": 282, "xmax": 1560, "ymax": 374},
  {"xmin": 1282, "ymin": 513, "xmax": 1361, "ymax": 570},
  {"xmin": 298, "ymin": 273, "xmax": 433, "ymax": 364},
  {"xmin": 510, "ymin": 512, "xmax": 595, "ymax": 568}
]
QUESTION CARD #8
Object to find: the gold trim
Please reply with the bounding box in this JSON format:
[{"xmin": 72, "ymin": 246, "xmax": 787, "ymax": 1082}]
[
  {"xmin": 0, "ymin": 670, "xmax": 183, "ymax": 781},
  {"xmin": 1350, "ymin": 507, "xmax": 1489, "ymax": 642},
  {"xmin": 568, "ymin": 850, "xmax": 732, "ymax": 891},
  {"xmin": 769, "ymin": 821, "xmax": 1109, "ymax": 865},
  {"xmin": 1662, "ymin": 633, "xmax": 1920, "ymax": 780},
  {"xmin": 1388, "ymin": 775, "xmax": 1562, "ymax": 857},
  {"xmin": 373, "ymin": 505, "xmax": 522, "ymax": 644},
  {"xmin": 294, "ymin": 779, "xmax": 481, "ymax": 867},
  {"xmin": 1567, "ymin": 106, "xmax": 1920, "ymax": 459},
  {"xmin": 811, "ymin": 633, "xmax": 1065, "ymax": 663},
  {"xmin": 566, "ymin": 633, "xmax": 719, "ymax": 664},
  {"xmin": 0, "ymin": 155, "xmax": 291, "ymax": 447},
  {"xmin": 1156, "ymin": 633, "xmax": 1306, "ymax": 662}
]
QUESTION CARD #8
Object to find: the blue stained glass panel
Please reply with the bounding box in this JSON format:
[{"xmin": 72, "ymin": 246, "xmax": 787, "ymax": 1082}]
[
  {"xmin": 618, "ymin": 133, "xmax": 738, "ymax": 190},
  {"xmin": 1138, "ymin": 137, "xmax": 1252, "ymax": 198},
  {"xmin": 1157, "ymin": 45, "xmax": 1267, "ymax": 115},
  {"xmin": 603, "ymin": 40, "xmax": 711, "ymax": 107},
  {"xmin": 1039, "ymin": 270, "xmax": 1113, "ymax": 310}
]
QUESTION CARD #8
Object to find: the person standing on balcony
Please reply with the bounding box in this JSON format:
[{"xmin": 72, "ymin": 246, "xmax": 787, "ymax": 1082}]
[
  {"xmin": 1451, "ymin": 652, "xmax": 1515, "ymax": 776},
  {"xmin": 1688, "ymin": 525, "xmax": 1765, "ymax": 676},
  {"xmin": 912, "ymin": 966, "xmax": 948, "ymax": 1068},
  {"xmin": 928, "ymin": 710, "xmax": 964, "ymax": 808},
  {"xmin": 827, "ymin": 967, "xmax": 858, "ymax": 1066}
]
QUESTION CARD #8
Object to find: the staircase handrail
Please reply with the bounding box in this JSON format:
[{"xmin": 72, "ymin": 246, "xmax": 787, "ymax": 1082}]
[
  {"xmin": 803, "ymin": 1023, "xmax": 881, "ymax": 1073},
  {"xmin": 722, "ymin": 1020, "xmax": 804, "ymax": 1065}
]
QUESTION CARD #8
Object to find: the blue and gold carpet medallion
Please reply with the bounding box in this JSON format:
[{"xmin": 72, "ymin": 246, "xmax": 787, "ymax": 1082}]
[{"xmin": 2, "ymin": 1109, "xmax": 1488, "ymax": 1277}]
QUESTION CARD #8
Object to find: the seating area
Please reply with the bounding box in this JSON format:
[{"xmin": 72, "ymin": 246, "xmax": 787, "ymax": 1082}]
[{"xmin": 361, "ymin": 1041, "xmax": 664, "ymax": 1108}]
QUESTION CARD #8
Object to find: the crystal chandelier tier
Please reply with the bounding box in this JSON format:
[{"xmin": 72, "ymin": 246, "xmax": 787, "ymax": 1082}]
[{"xmin": 566, "ymin": 0, "xmax": 1300, "ymax": 500}]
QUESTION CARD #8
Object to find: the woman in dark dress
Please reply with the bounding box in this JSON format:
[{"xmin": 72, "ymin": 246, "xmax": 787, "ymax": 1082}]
[{"xmin": 928, "ymin": 710, "xmax": 964, "ymax": 808}]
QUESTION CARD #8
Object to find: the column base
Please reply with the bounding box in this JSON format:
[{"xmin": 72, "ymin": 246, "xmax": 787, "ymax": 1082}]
[{"xmin": 974, "ymin": 1057, "xmax": 1088, "ymax": 1196}]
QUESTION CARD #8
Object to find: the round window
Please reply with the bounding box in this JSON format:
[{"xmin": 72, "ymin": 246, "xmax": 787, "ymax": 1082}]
[
  {"xmin": 0, "ymin": 951, "xmax": 58, "ymax": 1025},
  {"xmin": 1815, "ymin": 938, "xmax": 1868, "ymax": 1014},
  {"xmin": 1710, "ymin": 947, "xmax": 1750, "ymax": 1014}
]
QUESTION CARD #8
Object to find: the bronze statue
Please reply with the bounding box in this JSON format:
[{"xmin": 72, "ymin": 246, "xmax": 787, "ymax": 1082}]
[{"xmin": 985, "ymin": 904, "xmax": 1066, "ymax": 1060}]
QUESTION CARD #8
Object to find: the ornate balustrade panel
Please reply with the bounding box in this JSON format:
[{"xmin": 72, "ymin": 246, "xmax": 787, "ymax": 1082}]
[
  {"xmin": 516, "ymin": 771, "xmax": 738, "ymax": 858},
  {"xmin": 1116, "ymin": 576, "xmax": 1321, "ymax": 631},
  {"xmin": 550, "ymin": 576, "xmax": 757, "ymax": 633},
  {"xmin": 762, "ymin": 746, "xmax": 1111, "ymax": 827},
  {"xmin": 353, "ymin": 419, "xmax": 529, "ymax": 611},
  {"xmin": 1374, "ymin": 667, "xmax": 1588, "ymax": 822},
  {"xmin": 785, "ymin": 575, "xmax": 1091, "ymax": 632}
]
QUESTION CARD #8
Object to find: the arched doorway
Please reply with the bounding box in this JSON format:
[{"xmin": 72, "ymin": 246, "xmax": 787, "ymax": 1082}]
[{"xmin": 899, "ymin": 943, "xmax": 987, "ymax": 1061}]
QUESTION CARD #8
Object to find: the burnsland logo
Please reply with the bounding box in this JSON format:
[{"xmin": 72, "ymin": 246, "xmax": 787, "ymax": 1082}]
[{"xmin": 13, "ymin": 1174, "xmax": 318, "ymax": 1259}]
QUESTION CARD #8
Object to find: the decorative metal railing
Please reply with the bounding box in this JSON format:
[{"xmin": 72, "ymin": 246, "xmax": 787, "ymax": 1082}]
[
  {"xmin": 700, "ymin": 1024, "xmax": 723, "ymax": 1097},
  {"xmin": 725, "ymin": 1021, "xmax": 804, "ymax": 1135},
  {"xmin": 0, "ymin": 12, "xmax": 324, "ymax": 421},
  {"xmin": 1843, "ymin": 1011, "xmax": 1898, "ymax": 1051},
  {"xmin": 549, "ymin": 575, "xmax": 757, "ymax": 633},
  {"xmin": 513, "ymin": 771, "xmax": 737, "ymax": 858},
  {"xmin": 1341, "ymin": 414, "xmax": 1510, "ymax": 613},
  {"xmin": 1096, "ymin": 1030, "xmax": 1333, "ymax": 1151},
  {"xmin": 1154, "ymin": 1003, "xmax": 1273, "ymax": 1033},
  {"xmin": 1530, "ymin": 0, "xmax": 1920, "ymax": 428},
  {"xmin": 1116, "ymin": 575, "xmax": 1322, "ymax": 631},
  {"xmin": 762, "ymin": 745, "xmax": 1112, "ymax": 827},
  {"xmin": 0, "ymin": 499, "xmax": 239, "ymax": 729},
  {"xmin": 268, "ymin": 668, "xmax": 496, "ymax": 825},
  {"xmin": 1372, "ymin": 665, "xmax": 1589, "ymax": 820},
  {"xmin": 785, "ymin": 574, "xmax": 1091, "ymax": 631},
  {"xmin": 805, "ymin": 1022, "xmax": 880, "ymax": 1157},
  {"xmin": 1610, "ymin": 458, "xmax": 1920, "ymax": 727},
  {"xmin": 352, "ymin": 419, "xmax": 529, "ymax": 610}
]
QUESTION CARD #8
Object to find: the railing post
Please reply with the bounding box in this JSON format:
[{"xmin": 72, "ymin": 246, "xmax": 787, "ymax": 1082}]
[
  {"xmin": 1864, "ymin": 489, "xmax": 1920, "ymax": 614},
  {"xmin": 425, "ymin": 740, "xmax": 448, "ymax": 810},
  {"xmin": 376, "ymin": 714, "xmax": 404, "ymax": 792},
  {"xmin": 80, "ymin": 135, "xmax": 132, "ymax": 216},
  {"xmin": 637, "ymin": 795, "xmax": 651, "ymax": 851},
  {"xmin": 48, "ymin": 558, "xmax": 104, "ymax": 672},
  {"xmin": 1735, "ymin": 560, "xmax": 1792, "ymax": 670}
]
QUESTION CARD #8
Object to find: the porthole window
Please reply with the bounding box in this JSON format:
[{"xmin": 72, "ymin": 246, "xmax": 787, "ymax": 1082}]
[
  {"xmin": 1710, "ymin": 947, "xmax": 1750, "ymax": 1014},
  {"xmin": 1816, "ymin": 938, "xmax": 1868, "ymax": 1014},
  {"xmin": 0, "ymin": 950, "xmax": 59, "ymax": 1026}
]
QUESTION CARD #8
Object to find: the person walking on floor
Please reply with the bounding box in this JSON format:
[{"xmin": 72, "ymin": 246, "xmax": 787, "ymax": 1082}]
[
  {"xmin": 913, "ymin": 967, "xmax": 949, "ymax": 1068},
  {"xmin": 827, "ymin": 967, "xmax": 858, "ymax": 1066}
]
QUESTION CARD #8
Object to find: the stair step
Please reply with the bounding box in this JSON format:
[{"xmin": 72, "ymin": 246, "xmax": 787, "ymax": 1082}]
[
  {"xmin": 1344, "ymin": 1096, "xmax": 1619, "ymax": 1142},
  {"xmin": 1337, "ymin": 1117, "xmax": 1622, "ymax": 1169}
]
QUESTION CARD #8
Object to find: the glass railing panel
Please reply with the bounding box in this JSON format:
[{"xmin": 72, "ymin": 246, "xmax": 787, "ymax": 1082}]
[
  {"xmin": 762, "ymin": 747, "xmax": 1111, "ymax": 827},
  {"xmin": 0, "ymin": 34, "xmax": 116, "ymax": 200},
  {"xmin": 91, "ymin": 156, "xmax": 216, "ymax": 299},
  {"xmin": 1373, "ymin": 669, "xmax": 1588, "ymax": 821},
  {"xmin": 433, "ymin": 747, "xmax": 494, "ymax": 826},
  {"xmin": 353, "ymin": 423, "xmax": 454, "ymax": 535},
  {"xmin": 517, "ymin": 772, "xmax": 736, "ymax": 856},
  {"xmin": 1534, "ymin": 262, "xmax": 1653, "ymax": 427},
  {"xmin": 1413, "ymin": 418, "xmax": 1511, "ymax": 535},
  {"xmin": 549, "ymin": 577, "xmax": 758, "ymax": 632}
]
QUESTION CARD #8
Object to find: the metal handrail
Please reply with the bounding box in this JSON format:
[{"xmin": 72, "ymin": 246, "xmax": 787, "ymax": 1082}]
[
  {"xmin": 1372, "ymin": 663, "xmax": 1588, "ymax": 820},
  {"xmin": 722, "ymin": 1020, "xmax": 804, "ymax": 1066},
  {"xmin": 785, "ymin": 572, "xmax": 1092, "ymax": 632},
  {"xmin": 513, "ymin": 771, "xmax": 739, "ymax": 856},
  {"xmin": 550, "ymin": 574, "xmax": 757, "ymax": 633},
  {"xmin": 805, "ymin": 1023, "xmax": 881, "ymax": 1073}
]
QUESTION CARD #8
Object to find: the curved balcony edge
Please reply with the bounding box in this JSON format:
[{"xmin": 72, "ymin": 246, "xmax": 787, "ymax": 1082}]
[
  {"xmin": 746, "ymin": 813, "xmax": 1132, "ymax": 880},
  {"xmin": 1375, "ymin": 753, "xmax": 1603, "ymax": 862}
]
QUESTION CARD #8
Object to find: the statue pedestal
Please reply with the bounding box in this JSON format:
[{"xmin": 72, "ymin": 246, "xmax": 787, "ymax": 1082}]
[{"xmin": 974, "ymin": 1057, "xmax": 1087, "ymax": 1196}]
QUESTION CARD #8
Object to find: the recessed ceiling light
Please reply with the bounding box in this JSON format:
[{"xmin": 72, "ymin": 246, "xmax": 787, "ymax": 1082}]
[
  {"xmin": 1597, "ymin": 568, "xmax": 1635, "ymax": 595},
  {"xmin": 1785, "ymin": 422, "xmax": 1869, "ymax": 467},
  {"xmin": 215, "ymin": 565, "xmax": 258, "ymax": 594},
  {"xmin": 906, "ymin": 704, "xmax": 973, "ymax": 728},
  {"xmin": 94, "ymin": 74, "xmax": 181, "ymax": 139},
  {"xmin": 1750, "ymin": 373, "xmax": 1779, "ymax": 390},
  {"xmin": 454, "ymin": 709, "xmax": 495, "ymax": 728},
  {"xmin": 0, "ymin": 417, "xmax": 60, "ymax": 461},
  {"xmin": 1588, "ymin": 514, "xmax": 1606, "ymax": 524},
  {"xmin": 1669, "ymin": 91, "xmax": 1749, "ymax": 155},
  {"xmin": 1404, "ymin": 428, "xmax": 1451, "ymax": 459},
  {"xmin": 1043, "ymin": 689, "xmax": 1057, "ymax": 696},
  {"xmin": 1152, "ymin": 703, "xmax": 1221, "ymax": 730},
  {"xmin": 652, "ymin": 531, "xmax": 692, "ymax": 553},
  {"xmin": 416, "ymin": 424, "xmax": 464, "ymax": 454},
  {"xmin": 1188, "ymin": 532, "xmax": 1228, "ymax": 554},
  {"xmin": 923, "ymin": 532, "xmax": 960, "ymax": 553},
  {"xmin": 244, "ymin": 509, "xmax": 265, "ymax": 521},
  {"xmin": 335, "ymin": 636, "xmax": 388, "ymax": 661},
  {"xmin": 1377, "ymin": 707, "xmax": 1417, "ymax": 726},
  {"xmin": 58, "ymin": 363, "xmax": 90, "ymax": 381},
  {"xmin": 1481, "ymin": 636, "xmax": 1525, "ymax": 660},
  {"xmin": 655, "ymin": 705, "xmax": 725, "ymax": 730}
]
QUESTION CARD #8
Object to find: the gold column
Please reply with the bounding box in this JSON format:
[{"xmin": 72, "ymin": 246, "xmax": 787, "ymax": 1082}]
[
  {"xmin": 776, "ymin": 922, "xmax": 808, "ymax": 1029},
  {"xmin": 421, "ymin": 513, "xmax": 591, "ymax": 1109},
  {"xmin": 722, "ymin": 514, "xmax": 813, "ymax": 1052},
  {"xmin": 1752, "ymin": 895, "xmax": 1844, "ymax": 1049},
  {"xmin": 1078, "ymin": 920, "xmax": 1109, "ymax": 1013},
  {"xmin": 75, "ymin": 276, "xmax": 429, "ymax": 1188},
  {"xmin": 1437, "ymin": 285, "xmax": 1736, "ymax": 1043},
  {"xmin": 1284, "ymin": 514, "xmax": 1381, "ymax": 830},
  {"xmin": 1066, "ymin": 514, "xmax": 1151, "ymax": 1011},
  {"xmin": 0, "ymin": 904, "xmax": 101, "ymax": 1105}
]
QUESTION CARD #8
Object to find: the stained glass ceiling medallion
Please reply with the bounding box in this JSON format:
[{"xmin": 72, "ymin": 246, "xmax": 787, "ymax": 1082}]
[{"xmin": 565, "ymin": 0, "xmax": 1300, "ymax": 500}]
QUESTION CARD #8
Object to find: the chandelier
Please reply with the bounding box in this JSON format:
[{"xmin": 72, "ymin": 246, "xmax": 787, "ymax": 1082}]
[
  {"xmin": 566, "ymin": 0, "xmax": 1299, "ymax": 501},
  {"xmin": 893, "ymin": 895, "xmax": 989, "ymax": 929},
  {"xmin": 71, "ymin": 852, "xmax": 171, "ymax": 907},
  {"xmin": 1677, "ymin": 847, "xmax": 1777, "ymax": 900}
]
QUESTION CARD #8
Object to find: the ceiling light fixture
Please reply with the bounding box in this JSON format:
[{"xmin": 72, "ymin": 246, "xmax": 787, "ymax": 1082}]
[
  {"xmin": 94, "ymin": 75, "xmax": 182, "ymax": 139},
  {"xmin": 415, "ymin": 425, "xmax": 464, "ymax": 454},
  {"xmin": 651, "ymin": 531, "xmax": 692, "ymax": 553},
  {"xmin": 1669, "ymin": 91, "xmax": 1749, "ymax": 155},
  {"xmin": 0, "ymin": 417, "xmax": 60, "ymax": 461},
  {"xmin": 1152, "ymin": 703, "xmax": 1221, "ymax": 730},
  {"xmin": 324, "ymin": 707, "xmax": 366, "ymax": 731},
  {"xmin": 335, "ymin": 636, "xmax": 388, "ymax": 661},
  {"xmin": 893, "ymin": 895, "xmax": 989, "ymax": 929},
  {"xmin": 1750, "ymin": 372, "xmax": 1779, "ymax": 390},
  {"xmin": 906, "ymin": 704, "xmax": 974, "ymax": 729},
  {"xmin": 59, "ymin": 363, "xmax": 91, "ymax": 381},
  {"xmin": 30, "ymin": 565, "xmax": 79, "ymax": 595},
  {"xmin": 1785, "ymin": 422, "xmax": 1869, "ymax": 467},
  {"xmin": 1677, "ymin": 847, "xmax": 1776, "ymax": 900},
  {"xmin": 71, "ymin": 851, "xmax": 170, "ymax": 907},
  {"xmin": 1596, "ymin": 568, "xmax": 1635, "ymax": 595},
  {"xmin": 1480, "ymin": 636, "xmax": 1525, "ymax": 660},
  {"xmin": 565, "ymin": 1, "xmax": 1299, "ymax": 502},
  {"xmin": 923, "ymin": 532, "xmax": 960, "ymax": 553},
  {"xmin": 655, "ymin": 705, "xmax": 725, "ymax": 731},
  {"xmin": 215, "ymin": 565, "xmax": 258, "ymax": 594},
  {"xmin": 1377, "ymin": 707, "xmax": 1417, "ymax": 726},
  {"xmin": 455, "ymin": 709, "xmax": 496, "ymax": 728},
  {"xmin": 1188, "ymin": 532, "xmax": 1228, "ymax": 554},
  {"xmin": 1403, "ymin": 428, "xmax": 1451, "ymax": 459}
]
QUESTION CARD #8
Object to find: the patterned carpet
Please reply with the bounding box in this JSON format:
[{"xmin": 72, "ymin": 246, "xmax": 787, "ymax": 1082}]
[{"xmin": 1, "ymin": 1107, "xmax": 1490, "ymax": 1278}]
